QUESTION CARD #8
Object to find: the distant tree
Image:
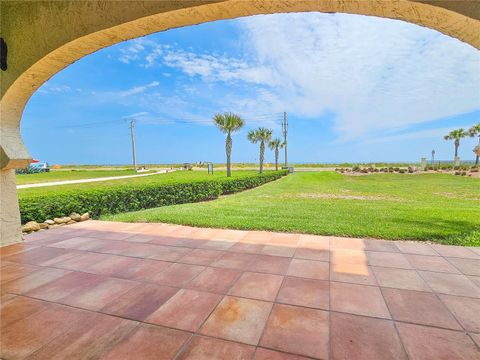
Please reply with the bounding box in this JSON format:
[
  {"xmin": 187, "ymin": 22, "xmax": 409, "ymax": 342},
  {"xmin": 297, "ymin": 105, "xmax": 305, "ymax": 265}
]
[
  {"xmin": 213, "ymin": 112, "xmax": 245, "ymax": 177},
  {"xmin": 468, "ymin": 123, "xmax": 480, "ymax": 166},
  {"xmin": 443, "ymin": 128, "xmax": 468, "ymax": 160},
  {"xmin": 268, "ymin": 138, "xmax": 284, "ymax": 171},
  {"xmin": 247, "ymin": 127, "xmax": 273, "ymax": 174}
]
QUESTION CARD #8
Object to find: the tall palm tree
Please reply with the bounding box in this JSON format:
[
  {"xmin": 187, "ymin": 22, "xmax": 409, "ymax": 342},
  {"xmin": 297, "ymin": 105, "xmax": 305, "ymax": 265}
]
[
  {"xmin": 247, "ymin": 127, "xmax": 273, "ymax": 174},
  {"xmin": 444, "ymin": 128, "xmax": 468, "ymax": 160},
  {"xmin": 213, "ymin": 112, "xmax": 245, "ymax": 177},
  {"xmin": 468, "ymin": 123, "xmax": 480, "ymax": 166},
  {"xmin": 268, "ymin": 138, "xmax": 284, "ymax": 171}
]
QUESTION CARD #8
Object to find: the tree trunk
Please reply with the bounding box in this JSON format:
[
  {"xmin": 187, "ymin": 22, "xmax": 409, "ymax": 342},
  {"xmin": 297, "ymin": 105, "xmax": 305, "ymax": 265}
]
[
  {"xmin": 226, "ymin": 132, "xmax": 232, "ymax": 177},
  {"xmin": 275, "ymin": 148, "xmax": 278, "ymax": 171},
  {"xmin": 454, "ymin": 141, "xmax": 459, "ymax": 158},
  {"xmin": 259, "ymin": 141, "xmax": 265, "ymax": 174},
  {"xmin": 477, "ymin": 136, "xmax": 480, "ymax": 166}
]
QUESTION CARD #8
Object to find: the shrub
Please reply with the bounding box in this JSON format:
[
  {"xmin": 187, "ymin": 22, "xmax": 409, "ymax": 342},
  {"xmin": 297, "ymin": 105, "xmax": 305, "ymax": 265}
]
[{"xmin": 19, "ymin": 170, "xmax": 288, "ymax": 223}]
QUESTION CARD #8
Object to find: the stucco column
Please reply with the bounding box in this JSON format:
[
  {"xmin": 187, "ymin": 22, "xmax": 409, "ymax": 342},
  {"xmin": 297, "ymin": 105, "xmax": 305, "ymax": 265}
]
[{"xmin": 0, "ymin": 168, "xmax": 22, "ymax": 246}]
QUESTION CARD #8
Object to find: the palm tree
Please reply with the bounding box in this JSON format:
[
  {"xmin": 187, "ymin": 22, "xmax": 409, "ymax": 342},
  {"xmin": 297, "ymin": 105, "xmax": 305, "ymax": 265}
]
[
  {"xmin": 247, "ymin": 127, "xmax": 273, "ymax": 174},
  {"xmin": 268, "ymin": 138, "xmax": 284, "ymax": 171},
  {"xmin": 444, "ymin": 128, "xmax": 467, "ymax": 160},
  {"xmin": 468, "ymin": 123, "xmax": 480, "ymax": 166},
  {"xmin": 213, "ymin": 112, "xmax": 245, "ymax": 177}
]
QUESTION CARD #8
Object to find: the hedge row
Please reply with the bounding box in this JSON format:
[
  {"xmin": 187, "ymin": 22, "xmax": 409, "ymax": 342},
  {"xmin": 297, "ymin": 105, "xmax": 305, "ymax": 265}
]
[{"xmin": 19, "ymin": 170, "xmax": 288, "ymax": 223}]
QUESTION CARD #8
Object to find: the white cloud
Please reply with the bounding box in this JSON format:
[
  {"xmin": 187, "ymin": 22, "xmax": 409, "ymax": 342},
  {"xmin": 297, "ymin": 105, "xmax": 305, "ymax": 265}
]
[
  {"xmin": 236, "ymin": 13, "xmax": 480, "ymax": 140},
  {"xmin": 115, "ymin": 13, "xmax": 480, "ymax": 140},
  {"xmin": 119, "ymin": 81, "xmax": 159, "ymax": 96}
]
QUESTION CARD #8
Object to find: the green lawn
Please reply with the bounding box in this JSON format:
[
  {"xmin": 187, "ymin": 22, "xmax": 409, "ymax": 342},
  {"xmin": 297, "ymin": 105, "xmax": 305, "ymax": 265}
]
[
  {"xmin": 16, "ymin": 170, "xmax": 145, "ymax": 185},
  {"xmin": 103, "ymin": 172, "xmax": 480, "ymax": 246},
  {"xmin": 18, "ymin": 170, "xmax": 260, "ymax": 197}
]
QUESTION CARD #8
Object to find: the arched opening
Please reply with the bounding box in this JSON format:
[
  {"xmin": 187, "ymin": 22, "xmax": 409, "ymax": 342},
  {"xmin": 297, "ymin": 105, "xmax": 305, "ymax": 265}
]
[{"xmin": 1, "ymin": 0, "xmax": 479, "ymax": 244}]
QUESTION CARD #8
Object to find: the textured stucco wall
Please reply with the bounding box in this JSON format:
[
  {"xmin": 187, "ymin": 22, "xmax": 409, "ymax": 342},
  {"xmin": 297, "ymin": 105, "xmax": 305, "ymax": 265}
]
[{"xmin": 0, "ymin": 0, "xmax": 479, "ymax": 245}]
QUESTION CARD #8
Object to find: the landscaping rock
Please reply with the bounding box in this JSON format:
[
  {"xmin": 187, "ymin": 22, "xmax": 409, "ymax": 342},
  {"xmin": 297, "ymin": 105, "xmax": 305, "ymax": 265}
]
[
  {"xmin": 80, "ymin": 212, "xmax": 90, "ymax": 221},
  {"xmin": 66, "ymin": 220, "xmax": 76, "ymax": 225},
  {"xmin": 45, "ymin": 219, "xmax": 55, "ymax": 225},
  {"xmin": 39, "ymin": 222, "xmax": 49, "ymax": 230},
  {"xmin": 70, "ymin": 213, "xmax": 81, "ymax": 222},
  {"xmin": 63, "ymin": 216, "xmax": 72, "ymax": 223},
  {"xmin": 22, "ymin": 221, "xmax": 40, "ymax": 232},
  {"xmin": 54, "ymin": 217, "xmax": 66, "ymax": 224}
]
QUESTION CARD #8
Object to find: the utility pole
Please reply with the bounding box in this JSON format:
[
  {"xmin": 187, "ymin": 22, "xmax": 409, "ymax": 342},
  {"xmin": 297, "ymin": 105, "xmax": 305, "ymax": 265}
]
[
  {"xmin": 282, "ymin": 111, "xmax": 288, "ymax": 167},
  {"xmin": 129, "ymin": 120, "xmax": 137, "ymax": 171}
]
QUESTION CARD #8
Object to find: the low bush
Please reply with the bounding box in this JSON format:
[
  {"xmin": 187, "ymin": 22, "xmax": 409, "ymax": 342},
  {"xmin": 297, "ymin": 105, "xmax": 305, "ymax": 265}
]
[{"xmin": 19, "ymin": 170, "xmax": 288, "ymax": 223}]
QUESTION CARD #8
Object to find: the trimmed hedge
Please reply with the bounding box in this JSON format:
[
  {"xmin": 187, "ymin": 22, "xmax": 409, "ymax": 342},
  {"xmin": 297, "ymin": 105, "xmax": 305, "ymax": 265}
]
[{"xmin": 19, "ymin": 170, "xmax": 287, "ymax": 223}]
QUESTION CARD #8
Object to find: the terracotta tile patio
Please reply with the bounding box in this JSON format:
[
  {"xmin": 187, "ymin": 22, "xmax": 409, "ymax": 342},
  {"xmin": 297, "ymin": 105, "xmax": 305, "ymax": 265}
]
[{"xmin": 1, "ymin": 220, "xmax": 479, "ymax": 359}]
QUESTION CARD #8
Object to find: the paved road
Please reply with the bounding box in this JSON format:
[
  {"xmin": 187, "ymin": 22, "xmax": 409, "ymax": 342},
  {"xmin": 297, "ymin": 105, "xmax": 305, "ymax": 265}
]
[{"xmin": 17, "ymin": 169, "xmax": 174, "ymax": 189}]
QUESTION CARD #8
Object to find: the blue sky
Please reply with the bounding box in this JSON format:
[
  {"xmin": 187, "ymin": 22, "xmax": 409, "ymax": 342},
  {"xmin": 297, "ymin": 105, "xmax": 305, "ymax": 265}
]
[{"xmin": 22, "ymin": 13, "xmax": 480, "ymax": 165}]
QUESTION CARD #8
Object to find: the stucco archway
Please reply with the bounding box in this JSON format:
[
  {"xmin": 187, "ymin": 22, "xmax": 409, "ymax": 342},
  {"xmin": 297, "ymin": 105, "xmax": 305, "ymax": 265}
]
[{"xmin": 1, "ymin": 0, "xmax": 479, "ymax": 244}]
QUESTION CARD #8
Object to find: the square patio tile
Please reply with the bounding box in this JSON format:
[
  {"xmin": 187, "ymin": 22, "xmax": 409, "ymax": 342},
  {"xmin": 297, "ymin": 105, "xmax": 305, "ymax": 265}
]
[
  {"xmin": 0, "ymin": 303, "xmax": 86, "ymax": 360},
  {"xmin": 25, "ymin": 312, "xmax": 137, "ymax": 360},
  {"xmin": 178, "ymin": 249, "xmax": 224, "ymax": 266},
  {"xmin": 228, "ymin": 272, "xmax": 283, "ymax": 301},
  {"xmin": 52, "ymin": 252, "xmax": 108, "ymax": 271},
  {"xmin": 229, "ymin": 242, "xmax": 265, "ymax": 254},
  {"xmin": 151, "ymin": 263, "xmax": 205, "ymax": 287},
  {"xmin": 394, "ymin": 241, "xmax": 437, "ymax": 255},
  {"xmin": 4, "ymin": 247, "xmax": 73, "ymax": 266},
  {"xmin": 364, "ymin": 239, "xmax": 399, "ymax": 253},
  {"xmin": 199, "ymin": 239, "xmax": 236, "ymax": 251},
  {"xmin": 177, "ymin": 335, "xmax": 255, "ymax": 360},
  {"xmin": 200, "ymin": 296, "xmax": 272, "ymax": 345},
  {"xmin": 294, "ymin": 247, "xmax": 329, "ymax": 262},
  {"xmin": 250, "ymin": 255, "xmax": 291, "ymax": 275},
  {"xmin": 26, "ymin": 271, "xmax": 104, "ymax": 302},
  {"xmin": 287, "ymin": 259, "xmax": 329, "ymax": 280},
  {"xmin": 111, "ymin": 258, "xmax": 171, "ymax": 282},
  {"xmin": 382, "ymin": 288, "xmax": 461, "ymax": 329},
  {"xmin": 372, "ymin": 267, "xmax": 430, "ymax": 291},
  {"xmin": 419, "ymin": 271, "xmax": 480, "ymax": 297},
  {"xmin": 148, "ymin": 245, "xmax": 193, "ymax": 262},
  {"xmin": 0, "ymin": 243, "xmax": 37, "ymax": 258},
  {"xmin": 331, "ymin": 249, "xmax": 367, "ymax": 265},
  {"xmin": 446, "ymin": 257, "xmax": 480, "ymax": 276},
  {"xmin": 406, "ymin": 254, "xmax": 460, "ymax": 273},
  {"xmin": 439, "ymin": 294, "xmax": 480, "ymax": 332},
  {"xmin": 80, "ymin": 254, "xmax": 139, "ymax": 277},
  {"xmin": 431, "ymin": 244, "xmax": 479, "ymax": 259},
  {"xmin": 330, "ymin": 282, "xmax": 390, "ymax": 318},
  {"xmin": 171, "ymin": 237, "xmax": 207, "ymax": 248},
  {"xmin": 101, "ymin": 283, "xmax": 178, "ymax": 321},
  {"xmin": 298, "ymin": 234, "xmax": 329, "ymax": 251},
  {"xmin": 147, "ymin": 289, "xmax": 221, "ymax": 332},
  {"xmin": 276, "ymin": 276, "xmax": 329, "ymax": 309},
  {"xmin": 330, "ymin": 262, "xmax": 377, "ymax": 285},
  {"xmin": 366, "ymin": 251, "xmax": 412, "ymax": 269},
  {"xmin": 187, "ymin": 267, "xmax": 241, "ymax": 294},
  {"xmin": 260, "ymin": 245, "xmax": 296, "ymax": 258},
  {"xmin": 0, "ymin": 263, "xmax": 40, "ymax": 284},
  {"xmin": 330, "ymin": 237, "xmax": 365, "ymax": 250},
  {"xmin": 1, "ymin": 268, "xmax": 70, "ymax": 295},
  {"xmin": 0, "ymin": 296, "xmax": 48, "ymax": 329},
  {"xmin": 254, "ymin": 348, "xmax": 313, "ymax": 360},
  {"xmin": 260, "ymin": 303, "xmax": 329, "ymax": 359},
  {"xmin": 331, "ymin": 312, "xmax": 407, "ymax": 360},
  {"xmin": 211, "ymin": 252, "xmax": 256, "ymax": 270},
  {"xmin": 102, "ymin": 324, "xmax": 191, "ymax": 360},
  {"xmin": 397, "ymin": 322, "xmax": 479, "ymax": 360},
  {"xmin": 269, "ymin": 233, "xmax": 300, "ymax": 246},
  {"xmin": 61, "ymin": 277, "xmax": 138, "ymax": 311},
  {"xmin": 242, "ymin": 231, "xmax": 274, "ymax": 244}
]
